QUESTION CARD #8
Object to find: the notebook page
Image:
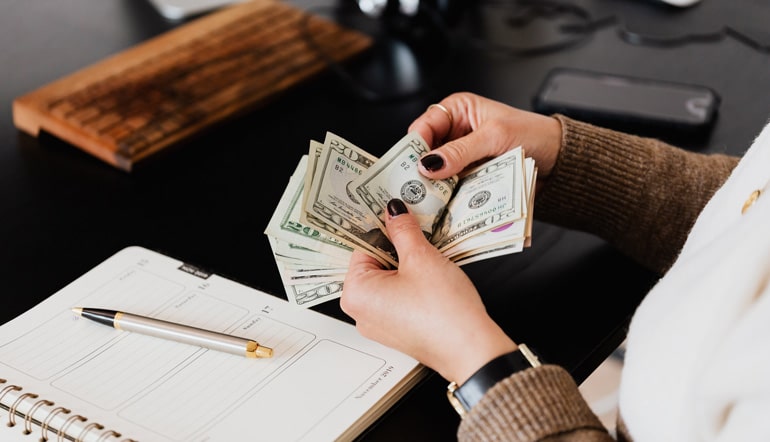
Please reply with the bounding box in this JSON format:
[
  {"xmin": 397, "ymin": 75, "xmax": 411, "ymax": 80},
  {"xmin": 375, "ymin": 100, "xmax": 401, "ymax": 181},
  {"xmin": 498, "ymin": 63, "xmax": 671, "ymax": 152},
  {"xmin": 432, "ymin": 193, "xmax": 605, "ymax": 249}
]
[{"xmin": 0, "ymin": 246, "xmax": 424, "ymax": 442}]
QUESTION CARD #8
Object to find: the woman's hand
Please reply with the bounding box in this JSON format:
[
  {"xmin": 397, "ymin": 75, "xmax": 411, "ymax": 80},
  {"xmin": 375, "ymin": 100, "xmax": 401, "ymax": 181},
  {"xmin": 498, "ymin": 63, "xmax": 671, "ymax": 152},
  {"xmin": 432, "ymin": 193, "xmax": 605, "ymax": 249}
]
[
  {"xmin": 341, "ymin": 94, "xmax": 561, "ymax": 383},
  {"xmin": 409, "ymin": 92, "xmax": 563, "ymax": 188},
  {"xmin": 341, "ymin": 199, "xmax": 516, "ymax": 385}
]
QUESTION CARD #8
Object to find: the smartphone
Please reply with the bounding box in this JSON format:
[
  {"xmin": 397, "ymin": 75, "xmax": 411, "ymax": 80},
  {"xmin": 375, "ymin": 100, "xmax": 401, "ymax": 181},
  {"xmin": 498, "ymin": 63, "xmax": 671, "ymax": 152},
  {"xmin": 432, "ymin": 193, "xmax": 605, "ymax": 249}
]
[{"xmin": 532, "ymin": 68, "xmax": 720, "ymax": 143}]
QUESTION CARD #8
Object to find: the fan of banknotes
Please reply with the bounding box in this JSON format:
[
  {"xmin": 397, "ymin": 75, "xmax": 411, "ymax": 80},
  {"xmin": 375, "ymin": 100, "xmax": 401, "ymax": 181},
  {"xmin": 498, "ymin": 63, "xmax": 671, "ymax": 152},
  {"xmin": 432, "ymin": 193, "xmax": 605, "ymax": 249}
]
[{"xmin": 265, "ymin": 131, "xmax": 536, "ymax": 308}]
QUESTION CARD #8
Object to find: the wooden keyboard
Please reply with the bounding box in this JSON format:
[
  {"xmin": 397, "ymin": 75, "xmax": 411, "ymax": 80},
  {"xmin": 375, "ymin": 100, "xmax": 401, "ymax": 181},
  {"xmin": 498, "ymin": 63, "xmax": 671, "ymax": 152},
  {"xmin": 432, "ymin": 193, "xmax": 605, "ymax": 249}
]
[{"xmin": 12, "ymin": 0, "xmax": 372, "ymax": 171}]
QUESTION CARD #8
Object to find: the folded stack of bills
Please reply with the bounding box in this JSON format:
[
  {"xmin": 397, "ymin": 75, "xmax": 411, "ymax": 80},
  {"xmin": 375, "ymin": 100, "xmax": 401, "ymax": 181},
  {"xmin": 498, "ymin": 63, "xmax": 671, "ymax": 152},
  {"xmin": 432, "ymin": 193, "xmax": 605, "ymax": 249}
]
[{"xmin": 265, "ymin": 131, "xmax": 536, "ymax": 308}]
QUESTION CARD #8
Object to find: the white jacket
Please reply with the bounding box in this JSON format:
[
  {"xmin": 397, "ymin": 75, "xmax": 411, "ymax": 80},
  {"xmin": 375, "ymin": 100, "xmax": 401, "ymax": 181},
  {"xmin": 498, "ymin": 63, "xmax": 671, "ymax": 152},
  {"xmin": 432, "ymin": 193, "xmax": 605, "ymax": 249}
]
[{"xmin": 621, "ymin": 120, "xmax": 770, "ymax": 441}]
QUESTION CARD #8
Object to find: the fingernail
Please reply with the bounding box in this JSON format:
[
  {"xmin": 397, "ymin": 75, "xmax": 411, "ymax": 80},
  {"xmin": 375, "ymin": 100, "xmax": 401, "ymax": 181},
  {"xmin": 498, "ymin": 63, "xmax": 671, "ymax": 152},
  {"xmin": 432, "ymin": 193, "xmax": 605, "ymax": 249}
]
[
  {"xmin": 387, "ymin": 199, "xmax": 408, "ymax": 217},
  {"xmin": 420, "ymin": 154, "xmax": 444, "ymax": 172}
]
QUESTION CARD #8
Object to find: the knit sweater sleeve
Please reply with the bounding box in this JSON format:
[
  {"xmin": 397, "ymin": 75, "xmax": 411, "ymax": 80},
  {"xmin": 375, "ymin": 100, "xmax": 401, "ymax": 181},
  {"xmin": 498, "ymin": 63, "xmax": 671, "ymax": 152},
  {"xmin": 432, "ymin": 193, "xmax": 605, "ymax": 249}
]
[
  {"xmin": 534, "ymin": 115, "xmax": 738, "ymax": 274},
  {"xmin": 457, "ymin": 365, "xmax": 612, "ymax": 442}
]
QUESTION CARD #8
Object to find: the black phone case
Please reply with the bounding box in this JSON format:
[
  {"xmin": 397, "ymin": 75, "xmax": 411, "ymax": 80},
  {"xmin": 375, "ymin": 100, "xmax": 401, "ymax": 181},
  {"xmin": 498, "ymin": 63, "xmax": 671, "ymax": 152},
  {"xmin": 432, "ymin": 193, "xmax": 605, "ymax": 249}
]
[{"xmin": 532, "ymin": 67, "xmax": 720, "ymax": 144}]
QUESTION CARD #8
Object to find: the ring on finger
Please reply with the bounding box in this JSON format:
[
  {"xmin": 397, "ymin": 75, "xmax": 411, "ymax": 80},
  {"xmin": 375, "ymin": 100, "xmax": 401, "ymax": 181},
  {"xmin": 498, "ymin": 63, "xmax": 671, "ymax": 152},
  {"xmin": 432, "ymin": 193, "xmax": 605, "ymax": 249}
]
[{"xmin": 428, "ymin": 103, "xmax": 453, "ymax": 132}]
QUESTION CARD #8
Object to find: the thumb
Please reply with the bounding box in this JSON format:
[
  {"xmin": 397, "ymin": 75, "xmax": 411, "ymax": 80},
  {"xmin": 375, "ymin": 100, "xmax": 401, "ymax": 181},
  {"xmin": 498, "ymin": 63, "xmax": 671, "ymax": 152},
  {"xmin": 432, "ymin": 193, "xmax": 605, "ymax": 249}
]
[
  {"xmin": 418, "ymin": 129, "xmax": 511, "ymax": 181},
  {"xmin": 384, "ymin": 199, "xmax": 437, "ymax": 265}
]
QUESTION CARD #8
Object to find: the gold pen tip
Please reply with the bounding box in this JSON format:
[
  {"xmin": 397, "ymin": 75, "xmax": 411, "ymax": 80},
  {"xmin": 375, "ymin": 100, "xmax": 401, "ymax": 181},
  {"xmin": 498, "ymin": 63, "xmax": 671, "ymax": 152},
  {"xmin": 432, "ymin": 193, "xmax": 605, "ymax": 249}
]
[
  {"xmin": 255, "ymin": 346, "xmax": 274, "ymax": 358},
  {"xmin": 71, "ymin": 307, "xmax": 83, "ymax": 317},
  {"xmin": 246, "ymin": 340, "xmax": 274, "ymax": 358}
]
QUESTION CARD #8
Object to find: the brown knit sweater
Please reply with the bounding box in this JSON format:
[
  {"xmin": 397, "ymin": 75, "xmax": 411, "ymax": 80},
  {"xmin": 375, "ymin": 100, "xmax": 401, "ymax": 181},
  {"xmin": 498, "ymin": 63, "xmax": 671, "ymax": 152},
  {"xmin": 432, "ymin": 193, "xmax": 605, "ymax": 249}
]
[{"xmin": 456, "ymin": 115, "xmax": 738, "ymax": 442}]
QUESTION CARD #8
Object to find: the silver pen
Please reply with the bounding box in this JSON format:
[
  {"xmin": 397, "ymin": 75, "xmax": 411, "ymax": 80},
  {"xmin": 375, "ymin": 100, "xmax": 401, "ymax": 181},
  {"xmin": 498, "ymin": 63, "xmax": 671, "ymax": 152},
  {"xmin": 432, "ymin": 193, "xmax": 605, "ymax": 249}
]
[{"xmin": 72, "ymin": 307, "xmax": 273, "ymax": 358}]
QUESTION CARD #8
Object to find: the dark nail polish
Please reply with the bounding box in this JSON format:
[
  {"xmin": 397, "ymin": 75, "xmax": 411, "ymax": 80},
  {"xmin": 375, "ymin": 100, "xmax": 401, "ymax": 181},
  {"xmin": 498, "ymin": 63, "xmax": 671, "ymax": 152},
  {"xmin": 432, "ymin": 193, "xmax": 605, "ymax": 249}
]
[
  {"xmin": 387, "ymin": 199, "xmax": 408, "ymax": 217},
  {"xmin": 420, "ymin": 154, "xmax": 444, "ymax": 172}
]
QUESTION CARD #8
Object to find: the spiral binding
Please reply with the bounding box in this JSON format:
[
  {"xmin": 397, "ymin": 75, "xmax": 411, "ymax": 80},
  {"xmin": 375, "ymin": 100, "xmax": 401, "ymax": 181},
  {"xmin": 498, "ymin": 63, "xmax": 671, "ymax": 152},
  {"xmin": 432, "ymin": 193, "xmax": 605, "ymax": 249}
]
[{"xmin": 0, "ymin": 378, "xmax": 138, "ymax": 442}]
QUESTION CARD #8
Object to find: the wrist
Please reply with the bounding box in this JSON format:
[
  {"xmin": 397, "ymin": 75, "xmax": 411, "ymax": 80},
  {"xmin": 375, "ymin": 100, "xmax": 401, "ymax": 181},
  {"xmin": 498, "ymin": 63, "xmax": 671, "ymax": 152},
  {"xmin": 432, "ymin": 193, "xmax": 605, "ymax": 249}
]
[
  {"xmin": 446, "ymin": 343, "xmax": 543, "ymax": 418},
  {"xmin": 442, "ymin": 333, "xmax": 516, "ymax": 385},
  {"xmin": 538, "ymin": 115, "xmax": 563, "ymax": 179}
]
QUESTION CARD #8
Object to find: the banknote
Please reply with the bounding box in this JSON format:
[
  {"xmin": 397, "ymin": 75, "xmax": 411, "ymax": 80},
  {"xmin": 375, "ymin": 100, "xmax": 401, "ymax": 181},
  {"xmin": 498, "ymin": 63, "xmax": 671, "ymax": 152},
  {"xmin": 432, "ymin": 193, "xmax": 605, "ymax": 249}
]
[
  {"xmin": 273, "ymin": 253, "xmax": 346, "ymax": 286},
  {"xmin": 264, "ymin": 155, "xmax": 355, "ymax": 262},
  {"xmin": 299, "ymin": 140, "xmax": 368, "ymax": 257},
  {"xmin": 352, "ymin": 132, "xmax": 458, "ymax": 241},
  {"xmin": 269, "ymin": 233, "xmax": 349, "ymax": 269},
  {"xmin": 432, "ymin": 147, "xmax": 524, "ymax": 252},
  {"xmin": 265, "ymin": 132, "xmax": 535, "ymax": 308},
  {"xmin": 303, "ymin": 132, "xmax": 398, "ymax": 267},
  {"xmin": 448, "ymin": 158, "xmax": 536, "ymax": 264},
  {"xmin": 267, "ymin": 234, "xmax": 345, "ymax": 308}
]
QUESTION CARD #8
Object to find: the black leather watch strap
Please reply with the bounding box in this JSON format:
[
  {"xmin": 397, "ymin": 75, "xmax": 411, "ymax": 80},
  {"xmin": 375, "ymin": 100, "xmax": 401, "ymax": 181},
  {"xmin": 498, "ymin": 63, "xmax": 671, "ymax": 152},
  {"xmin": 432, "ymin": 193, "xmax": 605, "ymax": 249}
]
[{"xmin": 447, "ymin": 344, "xmax": 542, "ymax": 417}]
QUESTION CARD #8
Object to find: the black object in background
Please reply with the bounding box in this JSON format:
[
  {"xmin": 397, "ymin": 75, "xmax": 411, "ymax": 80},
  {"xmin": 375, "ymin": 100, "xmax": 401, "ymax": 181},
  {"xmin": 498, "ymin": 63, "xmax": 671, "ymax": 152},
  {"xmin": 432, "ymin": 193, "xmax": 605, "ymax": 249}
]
[
  {"xmin": 533, "ymin": 67, "xmax": 720, "ymax": 144},
  {"xmin": 355, "ymin": 0, "xmax": 470, "ymax": 24}
]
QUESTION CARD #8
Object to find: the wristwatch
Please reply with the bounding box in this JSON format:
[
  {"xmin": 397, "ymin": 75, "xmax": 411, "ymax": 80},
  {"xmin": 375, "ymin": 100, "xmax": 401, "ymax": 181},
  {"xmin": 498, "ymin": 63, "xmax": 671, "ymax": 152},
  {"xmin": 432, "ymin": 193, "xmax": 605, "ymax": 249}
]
[{"xmin": 446, "ymin": 343, "xmax": 542, "ymax": 418}]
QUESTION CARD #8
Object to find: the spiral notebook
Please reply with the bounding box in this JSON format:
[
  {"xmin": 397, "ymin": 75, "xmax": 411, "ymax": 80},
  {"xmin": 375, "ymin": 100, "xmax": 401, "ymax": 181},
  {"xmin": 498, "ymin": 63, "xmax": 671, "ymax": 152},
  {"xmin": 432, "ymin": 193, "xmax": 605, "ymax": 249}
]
[{"xmin": 0, "ymin": 246, "xmax": 426, "ymax": 441}]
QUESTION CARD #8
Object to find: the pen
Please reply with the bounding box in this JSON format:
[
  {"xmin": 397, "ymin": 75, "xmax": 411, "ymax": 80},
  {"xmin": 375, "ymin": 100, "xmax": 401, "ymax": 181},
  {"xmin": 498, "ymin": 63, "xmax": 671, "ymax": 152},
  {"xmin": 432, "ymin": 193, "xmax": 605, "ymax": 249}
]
[{"xmin": 71, "ymin": 307, "xmax": 273, "ymax": 358}]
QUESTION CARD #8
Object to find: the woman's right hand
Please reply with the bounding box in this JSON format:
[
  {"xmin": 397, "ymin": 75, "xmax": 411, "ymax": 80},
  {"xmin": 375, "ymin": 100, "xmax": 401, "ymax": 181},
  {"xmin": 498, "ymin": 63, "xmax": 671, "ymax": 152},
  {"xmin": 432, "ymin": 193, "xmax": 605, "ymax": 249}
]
[
  {"xmin": 408, "ymin": 92, "xmax": 563, "ymax": 188},
  {"xmin": 341, "ymin": 199, "xmax": 517, "ymax": 385}
]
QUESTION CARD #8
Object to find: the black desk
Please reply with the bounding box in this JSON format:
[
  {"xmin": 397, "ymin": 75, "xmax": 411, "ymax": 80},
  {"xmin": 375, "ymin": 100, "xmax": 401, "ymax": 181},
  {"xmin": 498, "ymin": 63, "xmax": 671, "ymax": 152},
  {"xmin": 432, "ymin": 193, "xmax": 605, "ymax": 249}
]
[{"xmin": 3, "ymin": 1, "xmax": 770, "ymax": 440}]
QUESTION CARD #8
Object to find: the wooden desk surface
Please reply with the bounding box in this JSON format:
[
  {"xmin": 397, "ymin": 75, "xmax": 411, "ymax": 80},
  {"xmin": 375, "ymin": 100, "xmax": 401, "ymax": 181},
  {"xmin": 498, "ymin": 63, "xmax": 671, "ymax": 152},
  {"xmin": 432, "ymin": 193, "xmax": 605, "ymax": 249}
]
[{"xmin": 2, "ymin": 1, "xmax": 770, "ymax": 440}]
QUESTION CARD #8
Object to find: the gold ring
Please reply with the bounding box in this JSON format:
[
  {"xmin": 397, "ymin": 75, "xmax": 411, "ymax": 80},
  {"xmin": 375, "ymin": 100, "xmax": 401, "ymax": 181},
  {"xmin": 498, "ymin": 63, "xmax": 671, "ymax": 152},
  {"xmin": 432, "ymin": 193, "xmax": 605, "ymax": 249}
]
[{"xmin": 428, "ymin": 103, "xmax": 453, "ymax": 132}]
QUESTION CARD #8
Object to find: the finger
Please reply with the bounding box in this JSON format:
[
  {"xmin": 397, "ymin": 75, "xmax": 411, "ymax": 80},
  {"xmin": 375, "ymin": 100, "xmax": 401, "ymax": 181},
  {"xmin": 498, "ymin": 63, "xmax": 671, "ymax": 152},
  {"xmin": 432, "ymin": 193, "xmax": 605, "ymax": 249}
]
[
  {"xmin": 347, "ymin": 249, "xmax": 383, "ymax": 274},
  {"xmin": 408, "ymin": 114, "xmax": 445, "ymax": 149},
  {"xmin": 384, "ymin": 199, "xmax": 437, "ymax": 264},
  {"xmin": 341, "ymin": 250, "xmax": 387, "ymax": 318},
  {"xmin": 418, "ymin": 126, "xmax": 512, "ymax": 180}
]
